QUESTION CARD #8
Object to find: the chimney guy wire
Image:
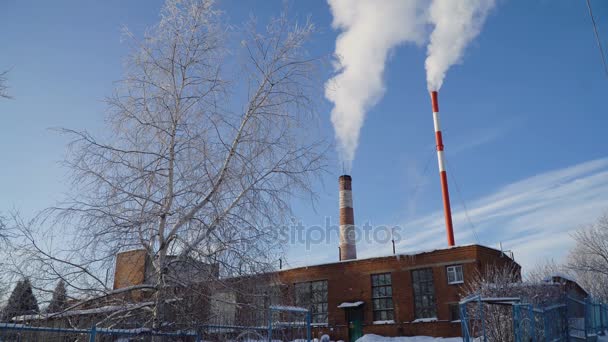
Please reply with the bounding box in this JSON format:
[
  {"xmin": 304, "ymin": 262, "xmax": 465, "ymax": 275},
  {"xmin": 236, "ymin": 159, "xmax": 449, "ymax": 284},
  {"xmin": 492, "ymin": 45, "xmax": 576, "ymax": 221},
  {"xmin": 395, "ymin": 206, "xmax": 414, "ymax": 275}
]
[
  {"xmin": 586, "ymin": 0, "xmax": 608, "ymax": 78},
  {"xmin": 444, "ymin": 156, "xmax": 480, "ymax": 244},
  {"xmin": 407, "ymin": 147, "xmax": 437, "ymax": 212}
]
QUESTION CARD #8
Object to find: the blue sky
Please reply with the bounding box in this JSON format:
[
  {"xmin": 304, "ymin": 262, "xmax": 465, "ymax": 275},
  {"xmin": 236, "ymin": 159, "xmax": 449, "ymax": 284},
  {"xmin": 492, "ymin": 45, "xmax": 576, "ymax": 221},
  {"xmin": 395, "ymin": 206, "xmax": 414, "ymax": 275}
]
[{"xmin": 1, "ymin": 0, "xmax": 607, "ymax": 273}]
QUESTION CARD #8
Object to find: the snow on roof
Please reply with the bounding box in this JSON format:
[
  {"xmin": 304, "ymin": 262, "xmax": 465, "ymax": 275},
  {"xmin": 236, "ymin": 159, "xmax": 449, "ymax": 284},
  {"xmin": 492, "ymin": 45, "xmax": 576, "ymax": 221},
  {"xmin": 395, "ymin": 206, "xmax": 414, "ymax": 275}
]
[
  {"xmin": 544, "ymin": 272, "xmax": 577, "ymax": 283},
  {"xmin": 281, "ymin": 244, "xmax": 515, "ymax": 271},
  {"xmin": 0, "ymin": 323, "xmax": 30, "ymax": 329},
  {"xmin": 269, "ymin": 305, "xmax": 308, "ymax": 313},
  {"xmin": 12, "ymin": 301, "xmax": 155, "ymax": 322},
  {"xmin": 96, "ymin": 327, "xmax": 152, "ymax": 334},
  {"xmin": 357, "ymin": 334, "xmax": 463, "ymax": 342},
  {"xmin": 337, "ymin": 301, "xmax": 364, "ymax": 308},
  {"xmin": 411, "ymin": 317, "xmax": 438, "ymax": 323},
  {"xmin": 544, "ymin": 272, "xmax": 590, "ymax": 295},
  {"xmin": 460, "ymin": 294, "xmax": 521, "ymax": 305}
]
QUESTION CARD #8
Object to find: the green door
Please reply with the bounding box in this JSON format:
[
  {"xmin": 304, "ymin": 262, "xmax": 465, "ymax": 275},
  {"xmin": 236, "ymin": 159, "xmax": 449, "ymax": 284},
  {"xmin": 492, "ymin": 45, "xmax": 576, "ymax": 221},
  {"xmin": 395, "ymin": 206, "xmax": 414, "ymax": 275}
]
[
  {"xmin": 347, "ymin": 307, "xmax": 364, "ymax": 342},
  {"xmin": 348, "ymin": 319, "xmax": 363, "ymax": 341}
]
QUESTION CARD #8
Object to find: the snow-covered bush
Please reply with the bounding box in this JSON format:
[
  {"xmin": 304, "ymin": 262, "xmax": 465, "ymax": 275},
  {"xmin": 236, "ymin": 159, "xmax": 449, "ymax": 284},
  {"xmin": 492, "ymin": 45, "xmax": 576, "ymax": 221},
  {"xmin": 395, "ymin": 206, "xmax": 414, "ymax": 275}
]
[{"xmin": 460, "ymin": 263, "xmax": 565, "ymax": 342}]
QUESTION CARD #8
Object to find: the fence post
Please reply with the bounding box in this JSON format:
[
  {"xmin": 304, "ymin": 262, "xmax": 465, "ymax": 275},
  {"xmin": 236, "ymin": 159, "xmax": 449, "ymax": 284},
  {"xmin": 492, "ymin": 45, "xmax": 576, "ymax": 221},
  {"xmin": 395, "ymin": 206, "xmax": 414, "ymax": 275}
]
[
  {"xmin": 600, "ymin": 303, "xmax": 606, "ymax": 335},
  {"xmin": 601, "ymin": 303, "xmax": 605, "ymax": 335},
  {"xmin": 267, "ymin": 307, "xmax": 273, "ymax": 342},
  {"xmin": 565, "ymin": 296, "xmax": 570, "ymax": 340},
  {"xmin": 543, "ymin": 308, "xmax": 549, "ymax": 341},
  {"xmin": 512, "ymin": 304, "xmax": 519, "ymax": 342},
  {"xmin": 89, "ymin": 325, "xmax": 97, "ymax": 342},
  {"xmin": 600, "ymin": 304, "xmax": 603, "ymax": 335},
  {"xmin": 529, "ymin": 305, "xmax": 536, "ymax": 342},
  {"xmin": 585, "ymin": 297, "xmax": 590, "ymax": 339},
  {"xmin": 460, "ymin": 302, "xmax": 469, "ymax": 342},
  {"xmin": 599, "ymin": 302, "xmax": 603, "ymax": 335},
  {"xmin": 477, "ymin": 296, "xmax": 486, "ymax": 342},
  {"xmin": 306, "ymin": 310, "xmax": 312, "ymax": 342},
  {"xmin": 592, "ymin": 300, "xmax": 596, "ymax": 335}
]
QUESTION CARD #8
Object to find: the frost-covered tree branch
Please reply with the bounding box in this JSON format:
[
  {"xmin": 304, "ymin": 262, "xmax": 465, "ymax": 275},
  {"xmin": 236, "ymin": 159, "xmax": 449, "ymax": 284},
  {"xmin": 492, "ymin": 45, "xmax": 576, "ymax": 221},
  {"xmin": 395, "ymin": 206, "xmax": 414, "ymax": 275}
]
[
  {"xmin": 0, "ymin": 71, "xmax": 11, "ymax": 99},
  {"xmin": 12, "ymin": 0, "xmax": 327, "ymax": 330},
  {"xmin": 525, "ymin": 258, "xmax": 568, "ymax": 283},
  {"xmin": 461, "ymin": 264, "xmax": 522, "ymax": 342},
  {"xmin": 567, "ymin": 212, "xmax": 608, "ymax": 301}
]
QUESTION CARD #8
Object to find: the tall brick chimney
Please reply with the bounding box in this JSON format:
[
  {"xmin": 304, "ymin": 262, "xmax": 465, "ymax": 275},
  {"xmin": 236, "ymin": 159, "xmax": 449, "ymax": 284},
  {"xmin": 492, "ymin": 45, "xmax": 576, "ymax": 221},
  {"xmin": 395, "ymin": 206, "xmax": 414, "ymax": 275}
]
[{"xmin": 339, "ymin": 175, "xmax": 357, "ymax": 260}]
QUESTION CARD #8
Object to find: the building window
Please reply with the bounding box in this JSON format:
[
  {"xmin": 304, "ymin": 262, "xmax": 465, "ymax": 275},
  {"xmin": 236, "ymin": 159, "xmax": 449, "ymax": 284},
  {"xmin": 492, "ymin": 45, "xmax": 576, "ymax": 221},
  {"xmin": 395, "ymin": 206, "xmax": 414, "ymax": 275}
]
[
  {"xmin": 294, "ymin": 280, "xmax": 328, "ymax": 324},
  {"xmin": 449, "ymin": 303, "xmax": 460, "ymax": 321},
  {"xmin": 446, "ymin": 265, "xmax": 464, "ymax": 284},
  {"xmin": 371, "ymin": 273, "xmax": 394, "ymax": 322},
  {"xmin": 412, "ymin": 268, "xmax": 437, "ymax": 319}
]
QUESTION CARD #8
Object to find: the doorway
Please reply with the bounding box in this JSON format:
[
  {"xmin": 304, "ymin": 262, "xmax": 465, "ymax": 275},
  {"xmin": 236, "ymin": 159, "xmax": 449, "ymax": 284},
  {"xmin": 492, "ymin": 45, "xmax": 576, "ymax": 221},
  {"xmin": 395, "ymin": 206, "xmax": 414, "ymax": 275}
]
[{"xmin": 346, "ymin": 306, "xmax": 364, "ymax": 342}]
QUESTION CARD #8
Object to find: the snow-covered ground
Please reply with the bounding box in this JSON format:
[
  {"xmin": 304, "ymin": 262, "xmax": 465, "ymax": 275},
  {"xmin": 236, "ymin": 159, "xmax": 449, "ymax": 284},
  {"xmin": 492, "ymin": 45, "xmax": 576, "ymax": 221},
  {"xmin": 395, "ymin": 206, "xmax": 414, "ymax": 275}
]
[{"xmin": 356, "ymin": 334, "xmax": 462, "ymax": 342}]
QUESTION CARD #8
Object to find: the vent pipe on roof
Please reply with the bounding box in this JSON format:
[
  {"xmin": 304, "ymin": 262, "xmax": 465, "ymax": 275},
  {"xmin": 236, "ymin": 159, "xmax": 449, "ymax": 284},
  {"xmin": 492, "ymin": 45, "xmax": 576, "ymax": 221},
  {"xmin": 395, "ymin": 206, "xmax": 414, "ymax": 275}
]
[{"xmin": 339, "ymin": 175, "xmax": 357, "ymax": 260}]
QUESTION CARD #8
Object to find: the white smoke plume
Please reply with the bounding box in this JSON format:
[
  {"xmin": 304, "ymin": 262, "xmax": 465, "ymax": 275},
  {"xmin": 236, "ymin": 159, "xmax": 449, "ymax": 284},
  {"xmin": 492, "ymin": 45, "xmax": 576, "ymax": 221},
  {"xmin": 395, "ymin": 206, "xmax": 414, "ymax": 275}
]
[
  {"xmin": 326, "ymin": 0, "xmax": 496, "ymax": 165},
  {"xmin": 325, "ymin": 0, "xmax": 426, "ymax": 166},
  {"xmin": 425, "ymin": 0, "xmax": 496, "ymax": 91}
]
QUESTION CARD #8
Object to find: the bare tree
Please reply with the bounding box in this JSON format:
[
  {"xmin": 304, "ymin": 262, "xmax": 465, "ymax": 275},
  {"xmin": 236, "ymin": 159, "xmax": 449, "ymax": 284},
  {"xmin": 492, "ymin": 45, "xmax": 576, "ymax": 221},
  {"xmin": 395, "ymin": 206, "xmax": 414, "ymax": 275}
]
[
  {"xmin": 0, "ymin": 216, "xmax": 8, "ymax": 306},
  {"xmin": 461, "ymin": 264, "xmax": 521, "ymax": 342},
  {"xmin": 568, "ymin": 213, "xmax": 608, "ymax": 301},
  {"xmin": 0, "ymin": 214, "xmax": 9, "ymax": 246},
  {"xmin": 461, "ymin": 264, "xmax": 565, "ymax": 342},
  {"xmin": 0, "ymin": 214, "xmax": 17, "ymax": 307},
  {"xmin": 525, "ymin": 258, "xmax": 569, "ymax": 283},
  {"xmin": 0, "ymin": 71, "xmax": 10, "ymax": 99},
  {"xmin": 12, "ymin": 0, "xmax": 326, "ymax": 330}
]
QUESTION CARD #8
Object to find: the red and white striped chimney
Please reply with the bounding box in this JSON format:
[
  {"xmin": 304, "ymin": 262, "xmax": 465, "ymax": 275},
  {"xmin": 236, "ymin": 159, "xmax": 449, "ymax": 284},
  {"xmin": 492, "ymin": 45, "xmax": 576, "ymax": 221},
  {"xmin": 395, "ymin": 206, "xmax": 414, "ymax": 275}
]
[
  {"xmin": 339, "ymin": 175, "xmax": 357, "ymax": 260},
  {"xmin": 430, "ymin": 91, "xmax": 456, "ymax": 247}
]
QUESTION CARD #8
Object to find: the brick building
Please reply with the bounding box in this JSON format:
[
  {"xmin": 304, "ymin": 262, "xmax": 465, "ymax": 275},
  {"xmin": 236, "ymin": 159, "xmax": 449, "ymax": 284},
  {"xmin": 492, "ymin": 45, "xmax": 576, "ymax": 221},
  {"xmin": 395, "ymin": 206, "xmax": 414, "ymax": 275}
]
[
  {"xmin": 270, "ymin": 244, "xmax": 520, "ymax": 341},
  {"xmin": 11, "ymin": 175, "xmax": 521, "ymax": 342},
  {"xmin": 105, "ymin": 175, "xmax": 522, "ymax": 341},
  {"xmin": 12, "ymin": 242, "xmax": 519, "ymax": 342}
]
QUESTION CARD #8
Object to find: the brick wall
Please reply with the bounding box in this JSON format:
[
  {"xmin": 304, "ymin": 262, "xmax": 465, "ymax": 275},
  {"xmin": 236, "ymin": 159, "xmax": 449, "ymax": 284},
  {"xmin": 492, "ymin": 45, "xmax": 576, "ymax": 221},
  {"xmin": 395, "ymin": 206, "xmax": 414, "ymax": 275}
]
[
  {"xmin": 274, "ymin": 244, "xmax": 520, "ymax": 341},
  {"xmin": 107, "ymin": 245, "xmax": 519, "ymax": 341},
  {"xmin": 113, "ymin": 249, "xmax": 148, "ymax": 290}
]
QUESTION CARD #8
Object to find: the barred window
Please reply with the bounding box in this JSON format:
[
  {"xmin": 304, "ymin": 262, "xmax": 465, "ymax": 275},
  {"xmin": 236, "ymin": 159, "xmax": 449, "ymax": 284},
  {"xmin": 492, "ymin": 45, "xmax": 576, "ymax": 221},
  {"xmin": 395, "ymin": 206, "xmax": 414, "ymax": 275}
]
[
  {"xmin": 446, "ymin": 265, "xmax": 464, "ymax": 284},
  {"xmin": 412, "ymin": 268, "xmax": 437, "ymax": 319},
  {"xmin": 294, "ymin": 280, "xmax": 328, "ymax": 324},
  {"xmin": 371, "ymin": 273, "xmax": 394, "ymax": 322}
]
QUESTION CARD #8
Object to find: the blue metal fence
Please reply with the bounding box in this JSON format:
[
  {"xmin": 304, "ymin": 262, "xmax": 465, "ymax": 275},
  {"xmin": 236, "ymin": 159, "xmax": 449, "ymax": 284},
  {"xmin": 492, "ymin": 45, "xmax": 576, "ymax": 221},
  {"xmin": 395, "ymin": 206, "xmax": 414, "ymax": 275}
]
[
  {"xmin": 512, "ymin": 303, "xmax": 567, "ymax": 342},
  {"xmin": 460, "ymin": 295, "xmax": 522, "ymax": 342},
  {"xmin": 0, "ymin": 323, "xmax": 199, "ymax": 342},
  {"xmin": 459, "ymin": 294, "xmax": 488, "ymax": 341},
  {"xmin": 461, "ymin": 295, "xmax": 608, "ymax": 342},
  {"xmin": 267, "ymin": 305, "xmax": 312, "ymax": 342},
  {"xmin": 0, "ymin": 306, "xmax": 311, "ymax": 342},
  {"xmin": 585, "ymin": 297, "xmax": 608, "ymax": 337}
]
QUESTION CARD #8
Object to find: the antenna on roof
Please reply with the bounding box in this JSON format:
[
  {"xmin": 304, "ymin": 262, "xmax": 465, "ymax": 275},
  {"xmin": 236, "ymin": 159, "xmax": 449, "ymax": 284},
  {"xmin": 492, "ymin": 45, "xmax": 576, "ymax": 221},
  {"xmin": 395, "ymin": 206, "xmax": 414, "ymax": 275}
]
[
  {"xmin": 499, "ymin": 242, "xmax": 515, "ymax": 260},
  {"xmin": 391, "ymin": 227, "xmax": 396, "ymax": 255}
]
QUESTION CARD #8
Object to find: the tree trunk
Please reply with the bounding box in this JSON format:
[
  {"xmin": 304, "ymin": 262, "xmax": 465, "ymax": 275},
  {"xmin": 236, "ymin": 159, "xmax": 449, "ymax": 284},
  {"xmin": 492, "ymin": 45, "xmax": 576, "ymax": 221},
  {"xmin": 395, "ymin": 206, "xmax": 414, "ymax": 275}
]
[{"xmin": 153, "ymin": 249, "xmax": 167, "ymax": 337}]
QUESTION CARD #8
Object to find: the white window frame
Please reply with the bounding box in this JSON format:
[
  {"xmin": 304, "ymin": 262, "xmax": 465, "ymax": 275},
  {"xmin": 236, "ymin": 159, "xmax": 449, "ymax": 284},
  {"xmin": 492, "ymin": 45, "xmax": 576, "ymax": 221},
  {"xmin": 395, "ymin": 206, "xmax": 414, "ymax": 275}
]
[{"xmin": 446, "ymin": 265, "xmax": 464, "ymax": 285}]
